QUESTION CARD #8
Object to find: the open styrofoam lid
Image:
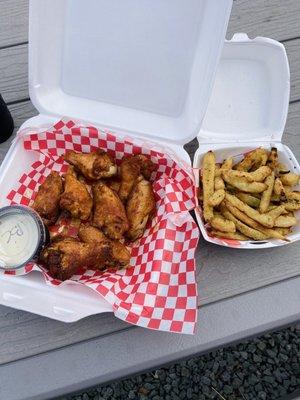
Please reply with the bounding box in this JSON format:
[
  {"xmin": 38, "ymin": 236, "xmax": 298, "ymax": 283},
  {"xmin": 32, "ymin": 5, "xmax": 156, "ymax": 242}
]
[
  {"xmin": 29, "ymin": 0, "xmax": 232, "ymax": 144},
  {"xmin": 199, "ymin": 33, "xmax": 290, "ymax": 143}
]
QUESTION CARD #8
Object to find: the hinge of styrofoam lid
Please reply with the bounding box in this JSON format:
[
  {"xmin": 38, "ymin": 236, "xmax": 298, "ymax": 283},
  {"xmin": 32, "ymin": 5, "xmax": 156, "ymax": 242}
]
[{"xmin": 197, "ymin": 33, "xmax": 290, "ymax": 144}]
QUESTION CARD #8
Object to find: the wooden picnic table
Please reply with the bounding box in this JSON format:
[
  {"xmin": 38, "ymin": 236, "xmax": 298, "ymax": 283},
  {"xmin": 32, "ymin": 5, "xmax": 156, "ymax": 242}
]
[{"xmin": 0, "ymin": 1, "xmax": 299, "ymax": 399}]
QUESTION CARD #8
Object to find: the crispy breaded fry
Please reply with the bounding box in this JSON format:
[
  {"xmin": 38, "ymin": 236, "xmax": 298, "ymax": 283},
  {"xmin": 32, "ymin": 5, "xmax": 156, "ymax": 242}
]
[
  {"xmin": 208, "ymin": 189, "xmax": 225, "ymax": 207},
  {"xmin": 235, "ymin": 148, "xmax": 268, "ymax": 171},
  {"xmin": 286, "ymin": 191, "xmax": 300, "ymax": 202},
  {"xmin": 225, "ymin": 193, "xmax": 274, "ymax": 227},
  {"xmin": 267, "ymin": 147, "xmax": 278, "ymax": 169},
  {"xmin": 224, "ymin": 201, "xmax": 286, "ymax": 240},
  {"xmin": 223, "ymin": 172, "xmax": 267, "ymax": 193},
  {"xmin": 266, "ymin": 204, "xmax": 286, "ymax": 220},
  {"xmin": 214, "ymin": 176, "xmax": 225, "ymax": 191},
  {"xmin": 273, "ymin": 178, "xmax": 285, "ymax": 196},
  {"xmin": 210, "ymin": 215, "xmax": 236, "ymax": 233},
  {"xmin": 236, "ymin": 193, "xmax": 260, "ymax": 208},
  {"xmin": 226, "ymin": 166, "xmax": 271, "ymax": 182},
  {"xmin": 210, "ymin": 230, "xmax": 248, "ymax": 241},
  {"xmin": 202, "ymin": 151, "xmax": 215, "ymax": 221},
  {"xmin": 283, "ymin": 201, "xmax": 300, "ymax": 211},
  {"xmin": 259, "ymin": 171, "xmax": 275, "ymax": 213},
  {"xmin": 280, "ymin": 172, "xmax": 299, "ymax": 186},
  {"xmin": 274, "ymin": 214, "xmax": 297, "ymax": 228},
  {"xmin": 221, "ymin": 206, "xmax": 268, "ymax": 240}
]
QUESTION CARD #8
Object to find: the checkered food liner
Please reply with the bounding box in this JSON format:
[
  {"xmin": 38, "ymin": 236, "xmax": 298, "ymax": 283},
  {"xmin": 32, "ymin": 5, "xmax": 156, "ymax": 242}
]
[{"xmin": 4, "ymin": 119, "xmax": 199, "ymax": 334}]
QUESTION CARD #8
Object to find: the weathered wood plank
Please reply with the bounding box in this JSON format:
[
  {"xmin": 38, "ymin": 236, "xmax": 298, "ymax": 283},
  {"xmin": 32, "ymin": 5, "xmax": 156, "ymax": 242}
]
[
  {"xmin": 228, "ymin": 0, "xmax": 300, "ymax": 41},
  {"xmin": 0, "ymin": 44, "xmax": 28, "ymax": 103},
  {"xmin": 0, "ymin": 0, "xmax": 28, "ymax": 47}
]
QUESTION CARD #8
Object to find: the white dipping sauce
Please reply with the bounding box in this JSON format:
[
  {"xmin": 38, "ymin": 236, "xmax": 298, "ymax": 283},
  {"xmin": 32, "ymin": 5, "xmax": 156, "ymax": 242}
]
[{"xmin": 0, "ymin": 212, "xmax": 39, "ymax": 268}]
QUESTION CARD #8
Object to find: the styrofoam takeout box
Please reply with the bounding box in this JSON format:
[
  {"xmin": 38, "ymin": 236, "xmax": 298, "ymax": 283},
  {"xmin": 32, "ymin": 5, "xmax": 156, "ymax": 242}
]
[
  {"xmin": 194, "ymin": 33, "xmax": 300, "ymax": 249},
  {"xmin": 0, "ymin": 0, "xmax": 233, "ymax": 321}
]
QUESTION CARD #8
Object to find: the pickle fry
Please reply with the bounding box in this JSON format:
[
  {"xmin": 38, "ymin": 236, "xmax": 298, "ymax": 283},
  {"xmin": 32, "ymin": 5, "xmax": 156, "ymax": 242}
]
[
  {"xmin": 286, "ymin": 191, "xmax": 300, "ymax": 202},
  {"xmin": 266, "ymin": 204, "xmax": 286, "ymax": 220},
  {"xmin": 225, "ymin": 193, "xmax": 274, "ymax": 227},
  {"xmin": 210, "ymin": 215, "xmax": 236, "ymax": 233},
  {"xmin": 259, "ymin": 171, "xmax": 275, "ymax": 213},
  {"xmin": 226, "ymin": 166, "xmax": 271, "ymax": 182},
  {"xmin": 223, "ymin": 171, "xmax": 267, "ymax": 193},
  {"xmin": 210, "ymin": 230, "xmax": 248, "ymax": 241},
  {"xmin": 267, "ymin": 147, "xmax": 278, "ymax": 169},
  {"xmin": 280, "ymin": 172, "xmax": 299, "ymax": 186},
  {"xmin": 274, "ymin": 214, "xmax": 297, "ymax": 228},
  {"xmin": 284, "ymin": 201, "xmax": 300, "ymax": 211},
  {"xmin": 202, "ymin": 151, "xmax": 215, "ymax": 221},
  {"xmin": 208, "ymin": 189, "xmax": 225, "ymax": 207},
  {"xmin": 273, "ymin": 178, "xmax": 285, "ymax": 197},
  {"xmin": 214, "ymin": 176, "xmax": 225, "ymax": 191},
  {"xmin": 236, "ymin": 193, "xmax": 261, "ymax": 208},
  {"xmin": 235, "ymin": 148, "xmax": 268, "ymax": 171},
  {"xmin": 224, "ymin": 201, "xmax": 286, "ymax": 240},
  {"xmin": 221, "ymin": 206, "xmax": 268, "ymax": 241}
]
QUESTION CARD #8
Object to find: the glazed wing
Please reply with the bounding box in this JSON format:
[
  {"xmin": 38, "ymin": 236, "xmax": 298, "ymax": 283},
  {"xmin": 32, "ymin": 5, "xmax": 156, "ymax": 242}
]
[
  {"xmin": 40, "ymin": 238, "xmax": 111, "ymax": 281},
  {"xmin": 118, "ymin": 155, "xmax": 155, "ymax": 203},
  {"xmin": 92, "ymin": 182, "xmax": 129, "ymax": 240},
  {"xmin": 65, "ymin": 150, "xmax": 117, "ymax": 180},
  {"xmin": 60, "ymin": 166, "xmax": 93, "ymax": 221},
  {"xmin": 79, "ymin": 225, "xmax": 130, "ymax": 267},
  {"xmin": 126, "ymin": 177, "xmax": 155, "ymax": 241},
  {"xmin": 32, "ymin": 171, "xmax": 63, "ymax": 225}
]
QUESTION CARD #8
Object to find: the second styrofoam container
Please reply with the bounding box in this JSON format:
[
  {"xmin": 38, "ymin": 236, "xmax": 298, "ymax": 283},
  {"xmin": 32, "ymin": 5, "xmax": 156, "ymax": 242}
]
[{"xmin": 193, "ymin": 33, "xmax": 300, "ymax": 249}]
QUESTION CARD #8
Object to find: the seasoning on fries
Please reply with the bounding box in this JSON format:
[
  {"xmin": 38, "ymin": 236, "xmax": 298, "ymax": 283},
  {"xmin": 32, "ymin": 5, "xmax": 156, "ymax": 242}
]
[{"xmin": 199, "ymin": 147, "xmax": 300, "ymax": 242}]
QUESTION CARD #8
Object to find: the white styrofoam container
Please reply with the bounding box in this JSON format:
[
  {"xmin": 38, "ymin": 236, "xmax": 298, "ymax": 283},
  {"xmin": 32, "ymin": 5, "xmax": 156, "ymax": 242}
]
[
  {"xmin": 194, "ymin": 33, "xmax": 300, "ymax": 249},
  {"xmin": 0, "ymin": 0, "xmax": 233, "ymax": 321}
]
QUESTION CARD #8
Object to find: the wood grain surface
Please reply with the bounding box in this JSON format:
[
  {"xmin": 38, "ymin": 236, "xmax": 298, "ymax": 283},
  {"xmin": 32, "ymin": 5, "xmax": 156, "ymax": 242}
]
[{"xmin": 0, "ymin": 0, "xmax": 299, "ymax": 367}]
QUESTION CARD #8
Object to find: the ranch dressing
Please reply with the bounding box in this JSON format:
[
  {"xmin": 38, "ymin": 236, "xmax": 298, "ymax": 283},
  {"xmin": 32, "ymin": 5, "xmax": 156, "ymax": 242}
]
[{"xmin": 0, "ymin": 206, "xmax": 48, "ymax": 269}]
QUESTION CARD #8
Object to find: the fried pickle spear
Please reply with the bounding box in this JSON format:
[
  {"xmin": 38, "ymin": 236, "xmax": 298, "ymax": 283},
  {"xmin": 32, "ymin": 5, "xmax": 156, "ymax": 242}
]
[
  {"xmin": 259, "ymin": 171, "xmax": 275, "ymax": 213},
  {"xmin": 235, "ymin": 148, "xmax": 268, "ymax": 171},
  {"xmin": 126, "ymin": 176, "xmax": 156, "ymax": 241},
  {"xmin": 92, "ymin": 182, "xmax": 129, "ymax": 240},
  {"xmin": 78, "ymin": 225, "xmax": 131, "ymax": 267},
  {"xmin": 32, "ymin": 171, "xmax": 63, "ymax": 225},
  {"xmin": 210, "ymin": 230, "xmax": 248, "ymax": 241},
  {"xmin": 202, "ymin": 151, "xmax": 215, "ymax": 221},
  {"xmin": 223, "ymin": 172, "xmax": 267, "ymax": 193},
  {"xmin": 40, "ymin": 238, "xmax": 111, "ymax": 281},
  {"xmin": 65, "ymin": 149, "xmax": 117, "ymax": 180},
  {"xmin": 60, "ymin": 166, "xmax": 93, "ymax": 221}
]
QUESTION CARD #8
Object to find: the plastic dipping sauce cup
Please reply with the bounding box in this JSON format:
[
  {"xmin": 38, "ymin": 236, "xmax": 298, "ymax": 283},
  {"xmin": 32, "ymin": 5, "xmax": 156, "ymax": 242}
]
[{"xmin": 0, "ymin": 205, "xmax": 49, "ymax": 271}]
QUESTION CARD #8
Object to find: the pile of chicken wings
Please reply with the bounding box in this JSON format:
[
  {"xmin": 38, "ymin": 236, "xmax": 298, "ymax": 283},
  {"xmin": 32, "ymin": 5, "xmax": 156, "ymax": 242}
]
[{"xmin": 32, "ymin": 149, "xmax": 156, "ymax": 280}]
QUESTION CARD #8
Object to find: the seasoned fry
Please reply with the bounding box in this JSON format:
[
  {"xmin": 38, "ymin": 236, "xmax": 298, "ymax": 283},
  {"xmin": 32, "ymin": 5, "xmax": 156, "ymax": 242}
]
[
  {"xmin": 202, "ymin": 151, "xmax": 215, "ymax": 221},
  {"xmin": 221, "ymin": 206, "xmax": 268, "ymax": 240},
  {"xmin": 208, "ymin": 189, "xmax": 225, "ymax": 207},
  {"xmin": 236, "ymin": 193, "xmax": 260, "ymax": 208},
  {"xmin": 210, "ymin": 230, "xmax": 248, "ymax": 241},
  {"xmin": 224, "ymin": 201, "xmax": 286, "ymax": 240},
  {"xmin": 283, "ymin": 201, "xmax": 300, "ymax": 211},
  {"xmin": 225, "ymin": 193, "xmax": 274, "ymax": 227},
  {"xmin": 259, "ymin": 172, "xmax": 275, "ymax": 213},
  {"xmin": 286, "ymin": 191, "xmax": 300, "ymax": 202},
  {"xmin": 273, "ymin": 178, "xmax": 285, "ymax": 196},
  {"xmin": 274, "ymin": 227, "xmax": 291, "ymax": 236},
  {"xmin": 214, "ymin": 176, "xmax": 225, "ymax": 190},
  {"xmin": 235, "ymin": 148, "xmax": 268, "ymax": 171},
  {"xmin": 266, "ymin": 204, "xmax": 286, "ymax": 220},
  {"xmin": 210, "ymin": 215, "xmax": 236, "ymax": 233},
  {"xmin": 274, "ymin": 214, "xmax": 297, "ymax": 228},
  {"xmin": 223, "ymin": 172, "xmax": 267, "ymax": 193},
  {"xmin": 226, "ymin": 166, "xmax": 271, "ymax": 182},
  {"xmin": 280, "ymin": 172, "xmax": 299, "ymax": 186},
  {"xmin": 267, "ymin": 147, "xmax": 278, "ymax": 169}
]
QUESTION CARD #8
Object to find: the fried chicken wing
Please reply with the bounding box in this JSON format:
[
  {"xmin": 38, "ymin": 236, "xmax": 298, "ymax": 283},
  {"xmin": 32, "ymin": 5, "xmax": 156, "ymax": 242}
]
[
  {"xmin": 60, "ymin": 166, "xmax": 93, "ymax": 221},
  {"xmin": 105, "ymin": 177, "xmax": 121, "ymax": 193},
  {"xmin": 92, "ymin": 182, "xmax": 129, "ymax": 240},
  {"xmin": 126, "ymin": 176, "xmax": 156, "ymax": 241},
  {"xmin": 79, "ymin": 225, "xmax": 131, "ymax": 267},
  {"xmin": 118, "ymin": 155, "xmax": 155, "ymax": 203},
  {"xmin": 65, "ymin": 150, "xmax": 117, "ymax": 180},
  {"xmin": 40, "ymin": 238, "xmax": 111, "ymax": 281},
  {"xmin": 32, "ymin": 171, "xmax": 63, "ymax": 225}
]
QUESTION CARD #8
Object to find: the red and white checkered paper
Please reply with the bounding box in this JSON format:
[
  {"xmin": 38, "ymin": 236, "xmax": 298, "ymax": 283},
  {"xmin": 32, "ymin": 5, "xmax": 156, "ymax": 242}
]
[{"xmin": 4, "ymin": 119, "xmax": 199, "ymax": 334}]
